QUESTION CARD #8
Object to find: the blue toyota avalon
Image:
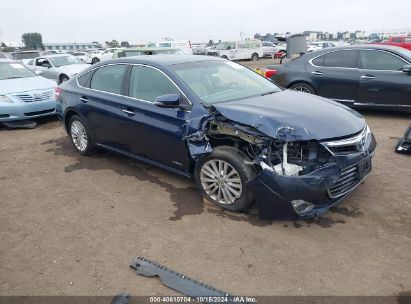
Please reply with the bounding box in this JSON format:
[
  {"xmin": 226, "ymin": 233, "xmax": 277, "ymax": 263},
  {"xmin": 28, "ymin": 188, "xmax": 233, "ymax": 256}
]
[{"xmin": 56, "ymin": 55, "xmax": 376, "ymax": 220}]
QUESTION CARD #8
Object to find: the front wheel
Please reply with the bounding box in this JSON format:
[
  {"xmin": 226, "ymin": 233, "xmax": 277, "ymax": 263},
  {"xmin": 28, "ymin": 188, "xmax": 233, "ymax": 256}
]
[
  {"xmin": 91, "ymin": 57, "xmax": 100, "ymax": 64},
  {"xmin": 289, "ymin": 82, "xmax": 315, "ymax": 94},
  {"xmin": 195, "ymin": 146, "xmax": 254, "ymax": 212},
  {"xmin": 69, "ymin": 115, "xmax": 93, "ymax": 155},
  {"xmin": 221, "ymin": 55, "xmax": 228, "ymax": 59}
]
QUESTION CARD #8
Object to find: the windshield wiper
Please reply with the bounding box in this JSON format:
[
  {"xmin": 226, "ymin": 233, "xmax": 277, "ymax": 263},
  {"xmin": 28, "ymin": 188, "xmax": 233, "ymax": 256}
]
[{"xmin": 261, "ymin": 90, "xmax": 278, "ymax": 96}]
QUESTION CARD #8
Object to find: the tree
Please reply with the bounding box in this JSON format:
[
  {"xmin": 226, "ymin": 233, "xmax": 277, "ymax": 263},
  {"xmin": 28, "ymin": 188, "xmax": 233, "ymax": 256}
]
[
  {"xmin": 254, "ymin": 33, "xmax": 261, "ymax": 40},
  {"xmin": 108, "ymin": 40, "xmax": 119, "ymax": 48},
  {"xmin": 120, "ymin": 41, "xmax": 130, "ymax": 47},
  {"xmin": 21, "ymin": 32, "xmax": 44, "ymax": 50},
  {"xmin": 207, "ymin": 40, "xmax": 214, "ymax": 46}
]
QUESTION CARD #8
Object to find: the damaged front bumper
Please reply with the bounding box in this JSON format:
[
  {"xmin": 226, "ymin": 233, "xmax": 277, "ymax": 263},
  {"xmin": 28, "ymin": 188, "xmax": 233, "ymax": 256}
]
[{"xmin": 249, "ymin": 132, "xmax": 376, "ymax": 220}]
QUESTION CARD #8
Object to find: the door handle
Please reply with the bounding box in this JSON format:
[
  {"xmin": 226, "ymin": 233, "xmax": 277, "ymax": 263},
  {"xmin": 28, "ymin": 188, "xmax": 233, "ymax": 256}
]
[
  {"xmin": 79, "ymin": 96, "xmax": 88, "ymax": 103},
  {"xmin": 311, "ymin": 71, "xmax": 323, "ymax": 76},
  {"xmin": 122, "ymin": 109, "xmax": 136, "ymax": 116},
  {"xmin": 361, "ymin": 75, "xmax": 376, "ymax": 80}
]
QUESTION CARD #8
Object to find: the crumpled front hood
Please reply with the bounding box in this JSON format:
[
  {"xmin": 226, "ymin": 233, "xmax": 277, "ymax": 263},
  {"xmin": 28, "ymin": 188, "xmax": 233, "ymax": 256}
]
[
  {"xmin": 0, "ymin": 76, "xmax": 56, "ymax": 94},
  {"xmin": 212, "ymin": 90, "xmax": 365, "ymax": 141},
  {"xmin": 57, "ymin": 64, "xmax": 90, "ymax": 76}
]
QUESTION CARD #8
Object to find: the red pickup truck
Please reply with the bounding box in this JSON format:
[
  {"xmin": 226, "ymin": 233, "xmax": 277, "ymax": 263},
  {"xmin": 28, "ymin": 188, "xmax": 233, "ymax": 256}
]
[{"xmin": 375, "ymin": 36, "xmax": 411, "ymax": 50}]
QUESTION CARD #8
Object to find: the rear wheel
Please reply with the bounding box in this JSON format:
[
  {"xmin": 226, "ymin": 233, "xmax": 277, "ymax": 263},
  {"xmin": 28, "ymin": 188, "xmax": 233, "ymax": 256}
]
[
  {"xmin": 289, "ymin": 82, "xmax": 315, "ymax": 94},
  {"xmin": 195, "ymin": 146, "xmax": 254, "ymax": 212},
  {"xmin": 69, "ymin": 115, "xmax": 93, "ymax": 155},
  {"xmin": 251, "ymin": 53, "xmax": 259, "ymax": 61},
  {"xmin": 221, "ymin": 55, "xmax": 228, "ymax": 59},
  {"xmin": 91, "ymin": 57, "xmax": 100, "ymax": 64}
]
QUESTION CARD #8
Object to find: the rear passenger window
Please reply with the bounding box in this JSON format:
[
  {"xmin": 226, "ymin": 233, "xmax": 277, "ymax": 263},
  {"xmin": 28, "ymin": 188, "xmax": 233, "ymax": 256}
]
[
  {"xmin": 312, "ymin": 51, "xmax": 357, "ymax": 68},
  {"xmin": 90, "ymin": 65, "xmax": 126, "ymax": 94},
  {"xmin": 323, "ymin": 51, "xmax": 357, "ymax": 68},
  {"xmin": 391, "ymin": 37, "xmax": 402, "ymax": 43},
  {"xmin": 360, "ymin": 50, "xmax": 406, "ymax": 71},
  {"xmin": 128, "ymin": 65, "xmax": 180, "ymax": 102},
  {"xmin": 77, "ymin": 71, "xmax": 93, "ymax": 87}
]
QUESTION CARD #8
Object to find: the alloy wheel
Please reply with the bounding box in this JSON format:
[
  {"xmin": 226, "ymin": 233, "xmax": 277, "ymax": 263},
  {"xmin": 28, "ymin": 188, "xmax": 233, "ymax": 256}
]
[
  {"xmin": 70, "ymin": 120, "xmax": 88, "ymax": 152},
  {"xmin": 293, "ymin": 86, "xmax": 312, "ymax": 93},
  {"xmin": 200, "ymin": 159, "xmax": 242, "ymax": 205}
]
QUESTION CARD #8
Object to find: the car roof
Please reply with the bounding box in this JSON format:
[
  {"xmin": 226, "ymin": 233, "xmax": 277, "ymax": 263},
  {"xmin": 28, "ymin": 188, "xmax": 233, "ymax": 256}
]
[
  {"xmin": 41, "ymin": 54, "xmax": 73, "ymax": 58},
  {"xmin": 104, "ymin": 55, "xmax": 223, "ymax": 66},
  {"xmin": 305, "ymin": 44, "xmax": 411, "ymax": 56}
]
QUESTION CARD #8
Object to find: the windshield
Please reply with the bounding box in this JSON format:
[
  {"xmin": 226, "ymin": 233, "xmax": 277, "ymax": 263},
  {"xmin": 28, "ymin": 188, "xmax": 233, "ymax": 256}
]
[
  {"xmin": 49, "ymin": 55, "xmax": 83, "ymax": 67},
  {"xmin": 215, "ymin": 42, "xmax": 229, "ymax": 50},
  {"xmin": 0, "ymin": 62, "xmax": 36, "ymax": 80},
  {"xmin": 172, "ymin": 60, "xmax": 280, "ymax": 104}
]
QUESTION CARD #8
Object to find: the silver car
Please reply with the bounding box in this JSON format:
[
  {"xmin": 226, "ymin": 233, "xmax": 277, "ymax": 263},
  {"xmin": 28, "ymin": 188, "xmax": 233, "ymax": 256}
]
[{"xmin": 26, "ymin": 54, "xmax": 90, "ymax": 84}]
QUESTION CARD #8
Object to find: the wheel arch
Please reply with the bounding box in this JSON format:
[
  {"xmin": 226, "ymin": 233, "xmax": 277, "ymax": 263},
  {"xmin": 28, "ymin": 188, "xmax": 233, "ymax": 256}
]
[{"xmin": 287, "ymin": 80, "xmax": 317, "ymax": 94}]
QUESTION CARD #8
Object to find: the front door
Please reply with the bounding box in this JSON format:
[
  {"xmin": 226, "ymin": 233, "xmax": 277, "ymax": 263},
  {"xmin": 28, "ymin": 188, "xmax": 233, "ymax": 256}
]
[
  {"xmin": 358, "ymin": 49, "xmax": 411, "ymax": 106},
  {"xmin": 125, "ymin": 64, "xmax": 192, "ymax": 172}
]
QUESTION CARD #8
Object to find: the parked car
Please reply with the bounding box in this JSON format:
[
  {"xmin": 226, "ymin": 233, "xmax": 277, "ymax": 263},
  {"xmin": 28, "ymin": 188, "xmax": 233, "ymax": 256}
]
[
  {"xmin": 10, "ymin": 51, "xmax": 42, "ymax": 64},
  {"xmin": 374, "ymin": 36, "xmax": 411, "ymax": 51},
  {"xmin": 206, "ymin": 40, "xmax": 264, "ymax": 61},
  {"xmin": 68, "ymin": 51, "xmax": 88, "ymax": 62},
  {"xmin": 56, "ymin": 55, "xmax": 376, "ymax": 219},
  {"xmin": 266, "ymin": 45, "xmax": 411, "ymax": 111},
  {"xmin": 262, "ymin": 41, "xmax": 286, "ymax": 58},
  {"xmin": 0, "ymin": 59, "xmax": 57, "ymax": 122},
  {"xmin": 86, "ymin": 48, "xmax": 122, "ymax": 64},
  {"xmin": 112, "ymin": 47, "xmax": 183, "ymax": 59},
  {"xmin": 307, "ymin": 41, "xmax": 337, "ymax": 52},
  {"xmin": 147, "ymin": 40, "xmax": 193, "ymax": 55},
  {"xmin": 192, "ymin": 43, "xmax": 208, "ymax": 55},
  {"xmin": 26, "ymin": 54, "xmax": 90, "ymax": 84}
]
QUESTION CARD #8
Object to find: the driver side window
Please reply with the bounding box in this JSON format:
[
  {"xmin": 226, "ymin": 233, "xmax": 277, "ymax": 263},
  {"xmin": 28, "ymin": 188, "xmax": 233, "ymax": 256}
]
[
  {"xmin": 36, "ymin": 58, "xmax": 50, "ymax": 67},
  {"xmin": 128, "ymin": 65, "xmax": 180, "ymax": 102}
]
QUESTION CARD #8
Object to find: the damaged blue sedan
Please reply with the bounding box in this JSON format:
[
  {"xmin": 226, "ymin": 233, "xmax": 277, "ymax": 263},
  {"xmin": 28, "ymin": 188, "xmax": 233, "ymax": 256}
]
[{"xmin": 56, "ymin": 55, "xmax": 376, "ymax": 220}]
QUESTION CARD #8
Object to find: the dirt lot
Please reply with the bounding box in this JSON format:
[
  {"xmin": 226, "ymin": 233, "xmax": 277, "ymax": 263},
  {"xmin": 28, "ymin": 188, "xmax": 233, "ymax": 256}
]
[{"xmin": 0, "ymin": 60, "xmax": 410, "ymax": 297}]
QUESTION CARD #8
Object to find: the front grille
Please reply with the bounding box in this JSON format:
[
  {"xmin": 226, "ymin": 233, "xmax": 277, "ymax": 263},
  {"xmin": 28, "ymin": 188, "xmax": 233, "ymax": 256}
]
[
  {"xmin": 328, "ymin": 145, "xmax": 358, "ymax": 154},
  {"xmin": 15, "ymin": 91, "xmax": 53, "ymax": 103},
  {"xmin": 322, "ymin": 126, "xmax": 370, "ymax": 155},
  {"xmin": 327, "ymin": 165, "xmax": 360, "ymax": 198},
  {"xmin": 24, "ymin": 108, "xmax": 55, "ymax": 116}
]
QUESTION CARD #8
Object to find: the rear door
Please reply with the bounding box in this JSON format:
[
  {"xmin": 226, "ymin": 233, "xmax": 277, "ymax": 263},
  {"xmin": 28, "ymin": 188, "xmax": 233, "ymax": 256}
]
[
  {"xmin": 306, "ymin": 49, "xmax": 359, "ymax": 103},
  {"xmin": 77, "ymin": 63, "xmax": 134, "ymax": 152},
  {"xmin": 358, "ymin": 49, "xmax": 411, "ymax": 106}
]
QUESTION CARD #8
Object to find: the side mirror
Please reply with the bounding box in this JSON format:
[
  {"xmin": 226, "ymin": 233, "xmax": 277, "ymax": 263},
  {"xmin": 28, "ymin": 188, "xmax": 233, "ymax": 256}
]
[
  {"xmin": 402, "ymin": 65, "xmax": 411, "ymax": 74},
  {"xmin": 35, "ymin": 70, "xmax": 42, "ymax": 75},
  {"xmin": 154, "ymin": 94, "xmax": 180, "ymax": 108}
]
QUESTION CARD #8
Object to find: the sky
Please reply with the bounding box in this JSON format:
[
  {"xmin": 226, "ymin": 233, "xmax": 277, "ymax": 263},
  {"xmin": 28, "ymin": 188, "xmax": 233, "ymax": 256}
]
[{"xmin": 1, "ymin": 0, "xmax": 410, "ymax": 44}]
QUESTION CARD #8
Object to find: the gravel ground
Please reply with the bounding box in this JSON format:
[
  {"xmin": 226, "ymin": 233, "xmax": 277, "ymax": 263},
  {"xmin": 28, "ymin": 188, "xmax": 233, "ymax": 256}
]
[{"xmin": 0, "ymin": 60, "xmax": 410, "ymax": 297}]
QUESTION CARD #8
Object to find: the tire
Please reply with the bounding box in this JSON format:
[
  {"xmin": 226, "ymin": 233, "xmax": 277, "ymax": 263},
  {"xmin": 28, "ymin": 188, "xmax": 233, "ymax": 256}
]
[
  {"xmin": 194, "ymin": 146, "xmax": 254, "ymax": 212},
  {"xmin": 91, "ymin": 57, "xmax": 100, "ymax": 64},
  {"xmin": 221, "ymin": 55, "xmax": 228, "ymax": 59},
  {"xmin": 289, "ymin": 82, "xmax": 316, "ymax": 94},
  {"xmin": 68, "ymin": 115, "xmax": 93, "ymax": 156},
  {"xmin": 251, "ymin": 53, "xmax": 259, "ymax": 61},
  {"xmin": 59, "ymin": 75, "xmax": 69, "ymax": 84}
]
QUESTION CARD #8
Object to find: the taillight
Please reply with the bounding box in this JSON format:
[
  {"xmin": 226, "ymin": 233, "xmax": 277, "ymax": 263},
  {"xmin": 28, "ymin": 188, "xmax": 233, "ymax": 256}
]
[
  {"xmin": 55, "ymin": 87, "xmax": 62, "ymax": 101},
  {"xmin": 265, "ymin": 69, "xmax": 278, "ymax": 78}
]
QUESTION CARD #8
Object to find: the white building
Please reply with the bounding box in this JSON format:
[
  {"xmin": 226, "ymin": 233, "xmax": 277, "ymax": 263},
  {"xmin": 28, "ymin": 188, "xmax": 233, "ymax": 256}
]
[
  {"xmin": 43, "ymin": 42, "xmax": 101, "ymax": 51},
  {"xmin": 371, "ymin": 28, "xmax": 411, "ymax": 39},
  {"xmin": 355, "ymin": 31, "xmax": 366, "ymax": 39}
]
